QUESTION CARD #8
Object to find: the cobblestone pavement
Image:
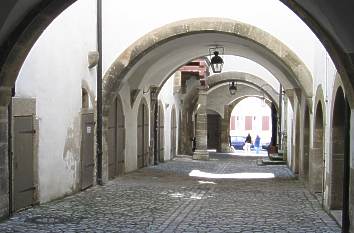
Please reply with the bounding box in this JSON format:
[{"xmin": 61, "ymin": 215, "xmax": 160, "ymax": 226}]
[{"xmin": 0, "ymin": 153, "xmax": 341, "ymax": 232}]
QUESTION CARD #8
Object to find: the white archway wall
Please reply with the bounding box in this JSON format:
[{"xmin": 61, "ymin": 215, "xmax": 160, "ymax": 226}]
[{"xmin": 106, "ymin": 29, "xmax": 312, "ymax": 101}]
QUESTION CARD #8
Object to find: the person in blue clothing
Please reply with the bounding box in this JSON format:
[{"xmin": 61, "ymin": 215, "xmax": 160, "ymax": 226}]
[{"xmin": 254, "ymin": 135, "xmax": 261, "ymax": 154}]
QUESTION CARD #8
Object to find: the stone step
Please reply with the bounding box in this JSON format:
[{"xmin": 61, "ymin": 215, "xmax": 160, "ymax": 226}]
[
  {"xmin": 269, "ymin": 153, "xmax": 284, "ymax": 161},
  {"xmin": 259, "ymin": 157, "xmax": 287, "ymax": 165}
]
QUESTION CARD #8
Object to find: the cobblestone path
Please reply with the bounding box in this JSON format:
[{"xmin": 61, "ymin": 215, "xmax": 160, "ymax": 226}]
[{"xmin": 0, "ymin": 153, "xmax": 341, "ymax": 232}]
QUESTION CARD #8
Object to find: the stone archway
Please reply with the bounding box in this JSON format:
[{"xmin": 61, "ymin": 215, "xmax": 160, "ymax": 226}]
[
  {"xmin": 310, "ymin": 94, "xmax": 325, "ymax": 195},
  {"xmin": 329, "ymin": 86, "xmax": 345, "ymax": 210},
  {"xmin": 102, "ymin": 18, "xmax": 313, "ymax": 133}
]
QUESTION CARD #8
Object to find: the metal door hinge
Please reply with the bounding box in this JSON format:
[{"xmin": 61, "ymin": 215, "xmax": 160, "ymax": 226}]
[{"xmin": 19, "ymin": 130, "xmax": 36, "ymax": 134}]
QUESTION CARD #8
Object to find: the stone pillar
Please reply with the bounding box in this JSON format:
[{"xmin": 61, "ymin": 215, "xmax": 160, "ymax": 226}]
[
  {"xmin": 0, "ymin": 107, "xmax": 9, "ymax": 217},
  {"xmin": 309, "ymin": 127, "xmax": 324, "ymax": 194},
  {"xmin": 179, "ymin": 109, "xmax": 193, "ymax": 155},
  {"xmin": 219, "ymin": 105, "xmax": 234, "ymax": 153},
  {"xmin": 193, "ymin": 88, "xmax": 209, "ymax": 160},
  {"xmin": 150, "ymin": 86, "xmax": 159, "ymax": 165}
]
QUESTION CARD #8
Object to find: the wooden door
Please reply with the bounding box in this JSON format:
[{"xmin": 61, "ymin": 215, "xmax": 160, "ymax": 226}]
[
  {"xmin": 207, "ymin": 114, "xmax": 220, "ymax": 149},
  {"xmin": 116, "ymin": 98, "xmax": 125, "ymax": 175},
  {"xmin": 13, "ymin": 115, "xmax": 34, "ymax": 211},
  {"xmin": 158, "ymin": 104, "xmax": 164, "ymax": 162},
  {"xmin": 80, "ymin": 113, "xmax": 94, "ymax": 190},
  {"xmin": 108, "ymin": 99, "xmax": 117, "ymax": 179},
  {"xmin": 137, "ymin": 103, "xmax": 145, "ymax": 168},
  {"xmin": 143, "ymin": 104, "xmax": 149, "ymax": 166},
  {"xmin": 108, "ymin": 97, "xmax": 125, "ymax": 179}
]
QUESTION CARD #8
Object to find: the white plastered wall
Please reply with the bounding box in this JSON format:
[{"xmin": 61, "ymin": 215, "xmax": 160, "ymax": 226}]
[
  {"xmin": 158, "ymin": 73, "xmax": 181, "ymax": 161},
  {"xmin": 14, "ymin": 0, "xmax": 97, "ymax": 203}
]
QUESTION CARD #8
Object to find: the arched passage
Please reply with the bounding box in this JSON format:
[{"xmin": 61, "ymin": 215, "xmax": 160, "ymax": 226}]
[
  {"xmin": 310, "ymin": 99, "xmax": 325, "ymax": 194},
  {"xmin": 229, "ymin": 97, "xmax": 272, "ymax": 150},
  {"xmin": 137, "ymin": 98, "xmax": 149, "ymax": 168},
  {"xmin": 329, "ymin": 87, "xmax": 345, "ymax": 210},
  {"xmin": 107, "ymin": 95, "xmax": 125, "ymax": 179},
  {"xmin": 170, "ymin": 107, "xmax": 177, "ymax": 159},
  {"xmin": 158, "ymin": 102, "xmax": 164, "ymax": 162}
]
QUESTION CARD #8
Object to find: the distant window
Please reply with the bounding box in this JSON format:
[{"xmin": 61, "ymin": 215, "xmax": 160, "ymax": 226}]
[
  {"xmin": 262, "ymin": 116, "xmax": 269, "ymax": 130},
  {"xmin": 245, "ymin": 116, "xmax": 252, "ymax": 130},
  {"xmin": 82, "ymin": 88, "xmax": 89, "ymax": 109},
  {"xmin": 230, "ymin": 116, "xmax": 235, "ymax": 130}
]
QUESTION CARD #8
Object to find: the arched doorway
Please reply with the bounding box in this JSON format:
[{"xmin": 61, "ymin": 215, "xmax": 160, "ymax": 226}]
[
  {"xmin": 302, "ymin": 105, "xmax": 310, "ymax": 183},
  {"xmin": 158, "ymin": 103, "xmax": 164, "ymax": 162},
  {"xmin": 137, "ymin": 99, "xmax": 149, "ymax": 168},
  {"xmin": 329, "ymin": 87, "xmax": 345, "ymax": 210},
  {"xmin": 107, "ymin": 96, "xmax": 125, "ymax": 179},
  {"xmin": 310, "ymin": 101, "xmax": 325, "ymax": 195},
  {"xmin": 170, "ymin": 107, "xmax": 177, "ymax": 158}
]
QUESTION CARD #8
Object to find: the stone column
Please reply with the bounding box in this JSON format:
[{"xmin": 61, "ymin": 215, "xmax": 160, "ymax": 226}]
[
  {"xmin": 193, "ymin": 88, "xmax": 209, "ymax": 160},
  {"xmin": 0, "ymin": 106, "xmax": 9, "ymax": 217},
  {"xmin": 179, "ymin": 109, "xmax": 193, "ymax": 155},
  {"xmin": 219, "ymin": 105, "xmax": 234, "ymax": 152},
  {"xmin": 150, "ymin": 86, "xmax": 159, "ymax": 165}
]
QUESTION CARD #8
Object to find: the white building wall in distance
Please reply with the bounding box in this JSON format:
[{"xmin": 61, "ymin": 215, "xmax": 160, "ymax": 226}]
[{"xmin": 230, "ymin": 97, "xmax": 272, "ymax": 145}]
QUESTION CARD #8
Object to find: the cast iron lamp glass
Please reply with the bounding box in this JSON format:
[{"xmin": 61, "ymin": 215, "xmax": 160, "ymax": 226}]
[
  {"xmin": 210, "ymin": 51, "xmax": 224, "ymax": 73},
  {"xmin": 229, "ymin": 81, "xmax": 237, "ymax": 95}
]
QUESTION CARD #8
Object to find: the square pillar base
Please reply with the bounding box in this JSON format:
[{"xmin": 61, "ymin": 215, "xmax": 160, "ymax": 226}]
[
  {"xmin": 219, "ymin": 143, "xmax": 235, "ymax": 153},
  {"xmin": 193, "ymin": 150, "xmax": 209, "ymax": 160}
]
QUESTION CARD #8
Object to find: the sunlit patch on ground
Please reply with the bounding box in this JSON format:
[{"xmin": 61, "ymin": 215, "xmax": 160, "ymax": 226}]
[{"xmin": 189, "ymin": 170, "xmax": 275, "ymax": 179}]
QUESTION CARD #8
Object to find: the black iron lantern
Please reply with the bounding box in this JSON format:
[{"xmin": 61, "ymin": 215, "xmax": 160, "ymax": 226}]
[
  {"xmin": 209, "ymin": 47, "xmax": 224, "ymax": 73},
  {"xmin": 229, "ymin": 81, "xmax": 237, "ymax": 95}
]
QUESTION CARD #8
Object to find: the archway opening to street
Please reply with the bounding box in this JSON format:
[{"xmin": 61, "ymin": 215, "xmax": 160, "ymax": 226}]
[
  {"xmin": 229, "ymin": 97, "xmax": 272, "ymax": 154},
  {"xmin": 329, "ymin": 87, "xmax": 345, "ymax": 210}
]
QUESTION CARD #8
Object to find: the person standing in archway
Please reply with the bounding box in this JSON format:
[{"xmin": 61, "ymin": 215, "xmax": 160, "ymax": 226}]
[
  {"xmin": 254, "ymin": 135, "xmax": 261, "ymax": 154},
  {"xmin": 245, "ymin": 133, "xmax": 252, "ymax": 153}
]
